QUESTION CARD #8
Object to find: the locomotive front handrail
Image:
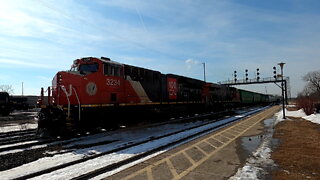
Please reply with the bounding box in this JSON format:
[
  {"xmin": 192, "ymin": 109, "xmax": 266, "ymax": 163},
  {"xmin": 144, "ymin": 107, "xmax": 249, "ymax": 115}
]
[
  {"xmin": 61, "ymin": 85, "xmax": 71, "ymax": 119},
  {"xmin": 73, "ymin": 87, "xmax": 81, "ymax": 121},
  {"xmin": 48, "ymin": 87, "xmax": 51, "ymax": 105}
]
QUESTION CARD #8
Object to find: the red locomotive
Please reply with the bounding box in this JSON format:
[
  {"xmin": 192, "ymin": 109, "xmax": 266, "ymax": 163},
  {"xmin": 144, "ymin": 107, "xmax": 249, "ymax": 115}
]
[{"xmin": 38, "ymin": 57, "xmax": 273, "ymax": 136}]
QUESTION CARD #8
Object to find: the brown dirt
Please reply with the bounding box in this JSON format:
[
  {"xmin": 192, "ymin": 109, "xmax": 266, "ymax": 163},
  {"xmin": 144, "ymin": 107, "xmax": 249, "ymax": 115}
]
[{"xmin": 271, "ymin": 117, "xmax": 320, "ymax": 180}]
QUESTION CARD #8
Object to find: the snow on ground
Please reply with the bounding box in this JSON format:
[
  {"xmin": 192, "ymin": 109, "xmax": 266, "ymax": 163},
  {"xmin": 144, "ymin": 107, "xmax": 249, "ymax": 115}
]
[
  {"xmin": 285, "ymin": 104, "xmax": 296, "ymax": 108},
  {"xmin": 0, "ymin": 140, "xmax": 40, "ymax": 152},
  {"xmin": 230, "ymin": 105, "xmax": 320, "ymax": 180},
  {"xmin": 229, "ymin": 115, "xmax": 276, "ymax": 180},
  {"xmin": 35, "ymin": 107, "xmax": 266, "ymax": 180},
  {"xmin": 0, "ymin": 107, "xmax": 266, "ymax": 180},
  {"xmin": 0, "ymin": 110, "xmax": 38, "ymax": 133},
  {"xmin": 229, "ymin": 139, "xmax": 274, "ymax": 180},
  {"xmin": 303, "ymin": 113, "xmax": 320, "ymax": 124},
  {"xmin": 0, "ymin": 123, "xmax": 37, "ymax": 133},
  {"xmin": 275, "ymin": 106, "xmax": 320, "ymax": 125},
  {"xmin": 0, "ymin": 121, "xmax": 206, "ymax": 179}
]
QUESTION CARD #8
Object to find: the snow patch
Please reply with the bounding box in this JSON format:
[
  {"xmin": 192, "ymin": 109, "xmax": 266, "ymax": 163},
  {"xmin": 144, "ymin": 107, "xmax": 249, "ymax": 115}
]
[
  {"xmin": 286, "ymin": 109, "xmax": 307, "ymax": 117},
  {"xmin": 285, "ymin": 104, "xmax": 296, "ymax": 108},
  {"xmin": 230, "ymin": 107, "xmax": 320, "ymax": 180},
  {"xmin": 229, "ymin": 140, "xmax": 274, "ymax": 180},
  {"xmin": 0, "ymin": 107, "xmax": 267, "ymax": 179},
  {"xmin": 275, "ymin": 107, "xmax": 320, "ymax": 125},
  {"xmin": 303, "ymin": 113, "xmax": 320, "ymax": 125},
  {"xmin": 0, "ymin": 123, "xmax": 37, "ymax": 133}
]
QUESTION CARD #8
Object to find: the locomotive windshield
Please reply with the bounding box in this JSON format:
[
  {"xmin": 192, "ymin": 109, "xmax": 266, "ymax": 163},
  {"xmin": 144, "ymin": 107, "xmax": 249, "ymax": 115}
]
[{"xmin": 79, "ymin": 63, "xmax": 99, "ymax": 75}]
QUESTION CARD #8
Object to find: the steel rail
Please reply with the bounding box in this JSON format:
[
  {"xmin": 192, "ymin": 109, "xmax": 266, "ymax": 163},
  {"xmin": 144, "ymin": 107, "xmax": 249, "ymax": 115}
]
[{"xmin": 13, "ymin": 106, "xmax": 268, "ymax": 180}]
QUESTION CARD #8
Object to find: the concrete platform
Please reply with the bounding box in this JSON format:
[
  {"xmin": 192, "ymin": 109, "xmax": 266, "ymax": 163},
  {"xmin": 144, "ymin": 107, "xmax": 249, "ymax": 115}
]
[{"xmin": 104, "ymin": 106, "xmax": 280, "ymax": 180}]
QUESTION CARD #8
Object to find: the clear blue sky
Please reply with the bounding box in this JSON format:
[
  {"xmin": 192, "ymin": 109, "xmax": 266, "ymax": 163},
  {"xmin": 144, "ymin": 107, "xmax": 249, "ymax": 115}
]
[{"xmin": 1, "ymin": 0, "xmax": 320, "ymax": 97}]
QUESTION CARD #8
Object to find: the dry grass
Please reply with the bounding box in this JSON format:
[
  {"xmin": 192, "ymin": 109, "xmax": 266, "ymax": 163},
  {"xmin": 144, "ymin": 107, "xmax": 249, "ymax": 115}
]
[{"xmin": 271, "ymin": 118, "xmax": 320, "ymax": 179}]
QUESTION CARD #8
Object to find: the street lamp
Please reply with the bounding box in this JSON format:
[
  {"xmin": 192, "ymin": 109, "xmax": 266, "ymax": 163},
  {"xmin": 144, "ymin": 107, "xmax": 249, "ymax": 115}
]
[
  {"xmin": 202, "ymin": 63, "xmax": 206, "ymax": 82},
  {"xmin": 278, "ymin": 62, "xmax": 286, "ymax": 119}
]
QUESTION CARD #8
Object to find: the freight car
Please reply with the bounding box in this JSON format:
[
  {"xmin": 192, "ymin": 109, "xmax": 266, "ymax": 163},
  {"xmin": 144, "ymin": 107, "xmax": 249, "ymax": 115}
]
[
  {"xmin": 0, "ymin": 92, "xmax": 10, "ymax": 116},
  {"xmin": 10, "ymin": 96, "xmax": 29, "ymax": 110},
  {"xmin": 37, "ymin": 57, "xmax": 276, "ymax": 136},
  {"xmin": 238, "ymin": 89, "xmax": 275, "ymax": 104}
]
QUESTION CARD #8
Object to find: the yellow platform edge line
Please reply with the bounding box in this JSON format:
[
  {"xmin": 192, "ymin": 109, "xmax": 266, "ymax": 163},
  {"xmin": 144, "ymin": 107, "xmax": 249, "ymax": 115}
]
[{"xmin": 121, "ymin": 106, "xmax": 279, "ymax": 180}]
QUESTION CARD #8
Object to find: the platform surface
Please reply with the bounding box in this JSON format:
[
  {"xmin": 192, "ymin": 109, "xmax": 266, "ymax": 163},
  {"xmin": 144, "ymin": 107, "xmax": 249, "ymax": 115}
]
[{"xmin": 105, "ymin": 106, "xmax": 280, "ymax": 180}]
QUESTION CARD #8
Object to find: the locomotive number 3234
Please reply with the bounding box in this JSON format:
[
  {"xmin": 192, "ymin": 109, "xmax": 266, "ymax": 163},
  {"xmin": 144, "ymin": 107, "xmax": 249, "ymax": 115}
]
[{"xmin": 106, "ymin": 78, "xmax": 121, "ymax": 86}]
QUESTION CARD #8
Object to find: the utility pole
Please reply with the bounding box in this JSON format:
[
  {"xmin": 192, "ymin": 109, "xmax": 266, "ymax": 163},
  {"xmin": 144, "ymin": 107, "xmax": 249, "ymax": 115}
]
[
  {"xmin": 22, "ymin": 82, "xmax": 24, "ymax": 96},
  {"xmin": 265, "ymin": 86, "xmax": 267, "ymax": 95},
  {"xmin": 202, "ymin": 63, "xmax": 206, "ymax": 82},
  {"xmin": 278, "ymin": 62, "xmax": 286, "ymax": 119}
]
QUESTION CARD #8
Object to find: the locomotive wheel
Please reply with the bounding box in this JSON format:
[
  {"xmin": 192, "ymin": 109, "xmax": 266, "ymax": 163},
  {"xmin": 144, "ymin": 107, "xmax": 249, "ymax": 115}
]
[{"xmin": 37, "ymin": 107, "xmax": 66, "ymax": 137}]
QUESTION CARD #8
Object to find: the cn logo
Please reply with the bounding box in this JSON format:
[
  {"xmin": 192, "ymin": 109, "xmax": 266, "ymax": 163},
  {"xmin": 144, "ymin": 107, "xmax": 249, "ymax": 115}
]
[
  {"xmin": 86, "ymin": 82, "xmax": 97, "ymax": 96},
  {"xmin": 167, "ymin": 78, "xmax": 177, "ymax": 100}
]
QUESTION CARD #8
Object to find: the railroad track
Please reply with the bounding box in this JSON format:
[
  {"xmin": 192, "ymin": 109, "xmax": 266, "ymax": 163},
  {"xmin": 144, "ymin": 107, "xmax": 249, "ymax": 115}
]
[
  {"xmin": 10, "ymin": 106, "xmax": 268, "ymax": 180},
  {"xmin": 0, "ymin": 138, "xmax": 56, "ymax": 153},
  {"xmin": 0, "ymin": 129, "xmax": 36, "ymax": 139},
  {"xmin": 0, "ymin": 129, "xmax": 39, "ymax": 148},
  {"xmin": 74, "ymin": 107, "xmax": 265, "ymax": 180},
  {"xmin": 0, "ymin": 107, "xmax": 247, "ymax": 153},
  {"xmin": 0, "ymin": 134, "xmax": 39, "ymax": 146}
]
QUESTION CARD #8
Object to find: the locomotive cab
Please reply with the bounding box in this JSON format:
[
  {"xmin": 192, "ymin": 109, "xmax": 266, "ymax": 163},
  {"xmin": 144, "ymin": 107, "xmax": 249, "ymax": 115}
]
[
  {"xmin": 50, "ymin": 57, "xmax": 127, "ymax": 106},
  {"xmin": 38, "ymin": 57, "xmax": 129, "ymax": 136},
  {"xmin": 78, "ymin": 63, "xmax": 99, "ymax": 75},
  {"xmin": 70, "ymin": 57, "xmax": 100, "ymax": 75}
]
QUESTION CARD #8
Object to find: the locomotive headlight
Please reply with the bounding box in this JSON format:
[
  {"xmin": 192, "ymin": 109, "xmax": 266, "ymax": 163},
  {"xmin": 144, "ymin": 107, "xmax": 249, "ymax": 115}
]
[{"xmin": 58, "ymin": 74, "xmax": 62, "ymax": 82}]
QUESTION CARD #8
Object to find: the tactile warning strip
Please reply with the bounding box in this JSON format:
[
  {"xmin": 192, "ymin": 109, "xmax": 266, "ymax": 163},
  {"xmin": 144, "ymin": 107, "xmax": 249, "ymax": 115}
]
[{"xmin": 121, "ymin": 106, "xmax": 279, "ymax": 180}]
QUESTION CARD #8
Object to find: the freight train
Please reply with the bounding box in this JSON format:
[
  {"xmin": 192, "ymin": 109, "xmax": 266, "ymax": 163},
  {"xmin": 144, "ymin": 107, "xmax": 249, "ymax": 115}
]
[
  {"xmin": 0, "ymin": 92, "xmax": 10, "ymax": 116},
  {"xmin": 0, "ymin": 93, "xmax": 34, "ymax": 116},
  {"xmin": 37, "ymin": 57, "xmax": 278, "ymax": 136}
]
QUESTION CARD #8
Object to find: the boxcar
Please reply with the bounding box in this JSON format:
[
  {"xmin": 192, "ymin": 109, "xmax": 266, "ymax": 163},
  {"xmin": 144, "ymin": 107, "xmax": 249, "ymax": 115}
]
[{"xmin": 238, "ymin": 89, "xmax": 254, "ymax": 104}]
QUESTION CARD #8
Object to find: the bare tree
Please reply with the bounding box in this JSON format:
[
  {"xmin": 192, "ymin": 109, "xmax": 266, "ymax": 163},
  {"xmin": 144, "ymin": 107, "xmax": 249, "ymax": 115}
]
[
  {"xmin": 303, "ymin": 70, "xmax": 320, "ymax": 94},
  {"xmin": 0, "ymin": 85, "xmax": 14, "ymax": 94},
  {"xmin": 298, "ymin": 70, "xmax": 320, "ymax": 114}
]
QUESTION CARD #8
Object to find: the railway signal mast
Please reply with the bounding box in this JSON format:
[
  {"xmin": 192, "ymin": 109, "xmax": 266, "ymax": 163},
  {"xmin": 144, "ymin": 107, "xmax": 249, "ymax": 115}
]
[
  {"xmin": 219, "ymin": 63, "xmax": 289, "ymax": 119},
  {"xmin": 245, "ymin": 69, "xmax": 248, "ymax": 81},
  {"xmin": 278, "ymin": 62, "xmax": 286, "ymax": 119}
]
